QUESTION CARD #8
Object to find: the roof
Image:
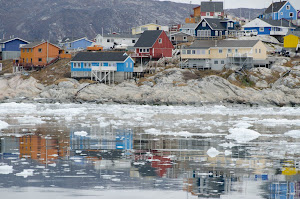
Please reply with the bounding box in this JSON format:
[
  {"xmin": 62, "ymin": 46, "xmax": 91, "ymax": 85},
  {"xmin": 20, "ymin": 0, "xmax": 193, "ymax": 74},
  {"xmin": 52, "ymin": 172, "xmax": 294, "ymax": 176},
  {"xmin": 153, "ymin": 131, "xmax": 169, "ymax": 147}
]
[
  {"xmin": 265, "ymin": 1, "xmax": 287, "ymax": 14},
  {"xmin": 201, "ymin": 1, "xmax": 224, "ymax": 13},
  {"xmin": 286, "ymin": 31, "xmax": 300, "ymax": 37},
  {"xmin": 134, "ymin": 30, "xmax": 163, "ymax": 48},
  {"xmin": 71, "ymin": 52, "xmax": 130, "ymax": 62},
  {"xmin": 186, "ymin": 40, "xmax": 260, "ymax": 49},
  {"xmin": 62, "ymin": 37, "xmax": 93, "ymax": 44},
  {"xmin": 20, "ymin": 41, "xmax": 60, "ymax": 49},
  {"xmin": 0, "ymin": 37, "xmax": 29, "ymax": 44},
  {"xmin": 99, "ymin": 33, "xmax": 140, "ymax": 39},
  {"xmin": 181, "ymin": 23, "xmax": 198, "ymax": 29},
  {"xmin": 261, "ymin": 18, "xmax": 295, "ymax": 28},
  {"xmin": 201, "ymin": 18, "xmax": 234, "ymax": 30},
  {"xmin": 169, "ymin": 32, "xmax": 193, "ymax": 37}
]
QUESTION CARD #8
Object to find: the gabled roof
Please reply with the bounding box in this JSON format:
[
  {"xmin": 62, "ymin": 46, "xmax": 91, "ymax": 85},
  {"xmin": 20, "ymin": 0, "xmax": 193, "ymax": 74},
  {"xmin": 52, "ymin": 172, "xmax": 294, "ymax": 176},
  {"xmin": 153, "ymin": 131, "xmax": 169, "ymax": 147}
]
[
  {"xmin": 199, "ymin": 18, "xmax": 233, "ymax": 30},
  {"xmin": 185, "ymin": 40, "xmax": 260, "ymax": 49},
  {"xmin": 20, "ymin": 41, "xmax": 60, "ymax": 49},
  {"xmin": 134, "ymin": 30, "xmax": 163, "ymax": 48},
  {"xmin": 181, "ymin": 23, "xmax": 198, "ymax": 29},
  {"xmin": 201, "ymin": 1, "xmax": 224, "ymax": 13},
  {"xmin": 71, "ymin": 52, "xmax": 130, "ymax": 62},
  {"xmin": 265, "ymin": 1, "xmax": 287, "ymax": 14},
  {"xmin": 67, "ymin": 37, "xmax": 93, "ymax": 44},
  {"xmin": 0, "ymin": 37, "xmax": 29, "ymax": 44}
]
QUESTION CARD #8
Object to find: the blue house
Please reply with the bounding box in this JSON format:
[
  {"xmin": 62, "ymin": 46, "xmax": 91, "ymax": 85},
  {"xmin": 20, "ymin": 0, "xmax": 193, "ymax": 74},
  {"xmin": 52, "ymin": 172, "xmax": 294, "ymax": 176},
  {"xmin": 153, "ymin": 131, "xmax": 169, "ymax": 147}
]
[
  {"xmin": 71, "ymin": 51, "xmax": 134, "ymax": 83},
  {"xmin": 195, "ymin": 18, "xmax": 237, "ymax": 38},
  {"xmin": 0, "ymin": 38, "xmax": 29, "ymax": 60},
  {"xmin": 263, "ymin": 1, "xmax": 297, "ymax": 21},
  {"xmin": 60, "ymin": 37, "xmax": 93, "ymax": 51},
  {"xmin": 243, "ymin": 18, "xmax": 296, "ymax": 36}
]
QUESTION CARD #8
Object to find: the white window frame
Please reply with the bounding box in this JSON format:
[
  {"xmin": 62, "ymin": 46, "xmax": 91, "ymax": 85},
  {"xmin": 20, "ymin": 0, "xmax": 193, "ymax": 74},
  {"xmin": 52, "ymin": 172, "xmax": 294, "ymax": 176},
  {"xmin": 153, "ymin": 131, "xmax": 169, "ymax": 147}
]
[
  {"xmin": 286, "ymin": 5, "xmax": 290, "ymax": 10},
  {"xmin": 290, "ymin": 12, "xmax": 294, "ymax": 17},
  {"xmin": 126, "ymin": 63, "xmax": 128, "ymax": 68},
  {"xmin": 171, "ymin": 36, "xmax": 175, "ymax": 41},
  {"xmin": 281, "ymin": 12, "xmax": 283, "ymax": 15},
  {"xmin": 159, "ymin": 38, "xmax": 162, "ymax": 44},
  {"xmin": 183, "ymin": 36, "xmax": 187, "ymax": 41},
  {"xmin": 219, "ymin": 49, "xmax": 223, "ymax": 54},
  {"xmin": 259, "ymin": 27, "xmax": 264, "ymax": 32},
  {"xmin": 214, "ymin": 60, "xmax": 218, "ymax": 64},
  {"xmin": 130, "ymin": 63, "xmax": 133, "ymax": 68},
  {"xmin": 202, "ymin": 22, "xmax": 206, "ymax": 27},
  {"xmin": 206, "ymin": 12, "xmax": 210, "ymax": 16}
]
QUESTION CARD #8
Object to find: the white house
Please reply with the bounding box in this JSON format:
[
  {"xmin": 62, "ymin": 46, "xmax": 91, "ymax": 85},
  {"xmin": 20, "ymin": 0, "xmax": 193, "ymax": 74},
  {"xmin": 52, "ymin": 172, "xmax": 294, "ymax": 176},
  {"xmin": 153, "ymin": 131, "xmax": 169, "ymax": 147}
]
[
  {"xmin": 180, "ymin": 23, "xmax": 197, "ymax": 36},
  {"xmin": 94, "ymin": 33, "xmax": 140, "ymax": 50}
]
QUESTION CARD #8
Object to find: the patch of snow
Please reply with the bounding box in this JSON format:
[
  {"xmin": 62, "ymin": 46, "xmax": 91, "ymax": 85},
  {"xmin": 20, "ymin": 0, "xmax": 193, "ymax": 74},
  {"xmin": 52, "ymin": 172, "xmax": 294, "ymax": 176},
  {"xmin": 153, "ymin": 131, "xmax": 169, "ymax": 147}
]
[
  {"xmin": 226, "ymin": 128, "xmax": 261, "ymax": 143},
  {"xmin": 74, "ymin": 131, "xmax": 88, "ymax": 136},
  {"xmin": 0, "ymin": 164, "xmax": 13, "ymax": 174},
  {"xmin": 234, "ymin": 122, "xmax": 252, "ymax": 129},
  {"xmin": 284, "ymin": 130, "xmax": 300, "ymax": 138},
  {"xmin": 207, "ymin": 147, "xmax": 220, "ymax": 158},
  {"xmin": 0, "ymin": 120, "xmax": 9, "ymax": 130},
  {"xmin": 16, "ymin": 169, "xmax": 34, "ymax": 178}
]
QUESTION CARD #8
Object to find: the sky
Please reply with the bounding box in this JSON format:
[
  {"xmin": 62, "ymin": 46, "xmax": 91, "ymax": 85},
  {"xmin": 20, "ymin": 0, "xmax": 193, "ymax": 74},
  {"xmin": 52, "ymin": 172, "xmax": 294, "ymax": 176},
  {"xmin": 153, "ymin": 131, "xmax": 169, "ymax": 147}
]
[{"xmin": 160, "ymin": 0, "xmax": 300, "ymax": 9}]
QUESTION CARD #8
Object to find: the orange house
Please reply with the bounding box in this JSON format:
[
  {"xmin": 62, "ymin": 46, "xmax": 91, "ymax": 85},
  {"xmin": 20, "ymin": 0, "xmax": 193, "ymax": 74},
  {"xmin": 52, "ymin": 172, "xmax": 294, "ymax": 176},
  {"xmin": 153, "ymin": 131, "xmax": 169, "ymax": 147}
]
[
  {"xmin": 20, "ymin": 41, "xmax": 71, "ymax": 66},
  {"xmin": 185, "ymin": 6, "xmax": 201, "ymax": 23}
]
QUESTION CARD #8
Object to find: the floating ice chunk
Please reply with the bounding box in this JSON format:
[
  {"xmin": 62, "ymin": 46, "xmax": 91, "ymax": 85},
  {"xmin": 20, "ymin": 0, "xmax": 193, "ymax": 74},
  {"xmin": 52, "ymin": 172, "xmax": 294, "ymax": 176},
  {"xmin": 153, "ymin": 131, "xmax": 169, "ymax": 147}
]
[
  {"xmin": 226, "ymin": 128, "xmax": 260, "ymax": 143},
  {"xmin": 234, "ymin": 122, "xmax": 253, "ymax": 129},
  {"xmin": 284, "ymin": 130, "xmax": 300, "ymax": 138},
  {"xmin": 48, "ymin": 163, "xmax": 56, "ymax": 167},
  {"xmin": 144, "ymin": 128, "xmax": 161, "ymax": 135},
  {"xmin": 74, "ymin": 131, "xmax": 88, "ymax": 137},
  {"xmin": 219, "ymin": 142, "xmax": 236, "ymax": 148},
  {"xmin": 0, "ymin": 165, "xmax": 13, "ymax": 174},
  {"xmin": 207, "ymin": 147, "xmax": 220, "ymax": 158},
  {"xmin": 16, "ymin": 169, "xmax": 34, "ymax": 178},
  {"xmin": 0, "ymin": 120, "xmax": 9, "ymax": 130}
]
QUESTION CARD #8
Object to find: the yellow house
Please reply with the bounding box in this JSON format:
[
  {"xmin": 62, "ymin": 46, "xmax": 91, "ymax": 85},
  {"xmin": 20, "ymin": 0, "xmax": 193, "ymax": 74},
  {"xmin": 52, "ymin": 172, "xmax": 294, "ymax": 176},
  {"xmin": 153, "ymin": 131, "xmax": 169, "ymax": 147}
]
[
  {"xmin": 181, "ymin": 40, "xmax": 268, "ymax": 70},
  {"xmin": 132, "ymin": 23, "xmax": 169, "ymax": 35},
  {"xmin": 284, "ymin": 32, "xmax": 300, "ymax": 49}
]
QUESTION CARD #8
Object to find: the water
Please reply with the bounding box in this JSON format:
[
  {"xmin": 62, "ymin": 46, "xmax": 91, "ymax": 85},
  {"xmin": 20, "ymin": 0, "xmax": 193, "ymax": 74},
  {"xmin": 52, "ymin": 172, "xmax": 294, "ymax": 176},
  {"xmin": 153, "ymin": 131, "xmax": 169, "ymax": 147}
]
[{"xmin": 0, "ymin": 103, "xmax": 299, "ymax": 199}]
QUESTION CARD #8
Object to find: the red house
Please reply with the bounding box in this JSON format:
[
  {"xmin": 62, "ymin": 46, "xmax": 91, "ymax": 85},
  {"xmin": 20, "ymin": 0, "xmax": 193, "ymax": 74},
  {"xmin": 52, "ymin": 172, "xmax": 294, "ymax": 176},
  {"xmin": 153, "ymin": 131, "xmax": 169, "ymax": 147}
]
[{"xmin": 133, "ymin": 30, "xmax": 174, "ymax": 64}]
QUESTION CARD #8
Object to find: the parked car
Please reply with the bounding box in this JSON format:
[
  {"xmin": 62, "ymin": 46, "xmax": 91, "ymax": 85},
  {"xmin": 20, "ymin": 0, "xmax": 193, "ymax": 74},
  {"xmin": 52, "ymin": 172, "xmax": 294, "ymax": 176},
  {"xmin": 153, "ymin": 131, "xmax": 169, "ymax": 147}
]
[{"xmin": 243, "ymin": 30, "xmax": 258, "ymax": 37}]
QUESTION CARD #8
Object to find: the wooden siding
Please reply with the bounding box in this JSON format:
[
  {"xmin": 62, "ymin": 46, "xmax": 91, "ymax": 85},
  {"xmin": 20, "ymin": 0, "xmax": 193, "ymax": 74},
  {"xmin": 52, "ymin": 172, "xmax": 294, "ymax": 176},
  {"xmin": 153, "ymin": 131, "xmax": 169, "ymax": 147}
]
[{"xmin": 284, "ymin": 34, "xmax": 299, "ymax": 48}]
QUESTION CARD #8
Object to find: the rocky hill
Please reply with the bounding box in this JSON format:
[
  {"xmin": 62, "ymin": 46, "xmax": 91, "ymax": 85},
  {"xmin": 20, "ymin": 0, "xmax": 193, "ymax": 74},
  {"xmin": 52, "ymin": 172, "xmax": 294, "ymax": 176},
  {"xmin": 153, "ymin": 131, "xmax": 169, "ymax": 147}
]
[{"xmin": 226, "ymin": 8, "xmax": 264, "ymax": 20}]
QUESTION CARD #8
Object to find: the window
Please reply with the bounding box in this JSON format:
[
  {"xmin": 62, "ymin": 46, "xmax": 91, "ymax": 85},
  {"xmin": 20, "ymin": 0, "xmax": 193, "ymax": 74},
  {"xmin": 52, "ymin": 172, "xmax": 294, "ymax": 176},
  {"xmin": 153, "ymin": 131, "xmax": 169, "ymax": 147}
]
[
  {"xmin": 286, "ymin": 5, "xmax": 290, "ymax": 10},
  {"xmin": 187, "ymin": 50, "xmax": 191, "ymax": 54},
  {"xmin": 26, "ymin": 58, "xmax": 28, "ymax": 63},
  {"xmin": 147, "ymin": 49, "xmax": 149, "ymax": 52},
  {"xmin": 107, "ymin": 39, "xmax": 110, "ymax": 42},
  {"xmin": 132, "ymin": 40, "xmax": 136, "ymax": 43},
  {"xmin": 215, "ymin": 31, "xmax": 219, "ymax": 36},
  {"xmin": 31, "ymin": 49, "xmax": 32, "ymax": 52},
  {"xmin": 201, "ymin": 50, "xmax": 205, "ymax": 54},
  {"xmin": 228, "ymin": 49, "xmax": 232, "ymax": 53},
  {"xmin": 206, "ymin": 12, "xmax": 210, "ymax": 16},
  {"xmin": 130, "ymin": 63, "xmax": 133, "ymax": 68},
  {"xmin": 38, "ymin": 48, "xmax": 42, "ymax": 52},
  {"xmin": 281, "ymin": 12, "xmax": 283, "ymax": 15},
  {"xmin": 183, "ymin": 36, "xmax": 187, "ymax": 41},
  {"xmin": 38, "ymin": 58, "xmax": 42, "ymax": 62},
  {"xmin": 182, "ymin": 50, "xmax": 187, "ymax": 54},
  {"xmin": 202, "ymin": 22, "xmax": 206, "ymax": 27},
  {"xmin": 219, "ymin": 49, "xmax": 223, "ymax": 53},
  {"xmin": 27, "ymin": 49, "xmax": 29, "ymax": 52},
  {"xmin": 214, "ymin": 60, "xmax": 218, "ymax": 64},
  {"xmin": 221, "ymin": 60, "xmax": 225, "ymax": 64},
  {"xmin": 259, "ymin": 27, "xmax": 264, "ymax": 32},
  {"xmin": 69, "ymin": 43, "xmax": 71, "ymax": 48},
  {"xmin": 159, "ymin": 38, "xmax": 162, "ymax": 43},
  {"xmin": 23, "ymin": 49, "xmax": 25, "ymax": 52},
  {"xmin": 235, "ymin": 49, "xmax": 238, "ymax": 53},
  {"xmin": 84, "ymin": 63, "xmax": 87, "ymax": 68},
  {"xmin": 171, "ymin": 36, "xmax": 175, "ymax": 41},
  {"xmin": 255, "ymin": 49, "xmax": 258, "ymax": 53},
  {"xmin": 74, "ymin": 62, "xmax": 81, "ymax": 68},
  {"xmin": 192, "ymin": 50, "xmax": 196, "ymax": 54},
  {"xmin": 290, "ymin": 13, "xmax": 294, "ymax": 17},
  {"xmin": 196, "ymin": 50, "xmax": 201, "ymax": 54},
  {"xmin": 208, "ymin": 50, "xmax": 210, "ymax": 54},
  {"xmin": 259, "ymin": 49, "xmax": 261, "ymax": 53}
]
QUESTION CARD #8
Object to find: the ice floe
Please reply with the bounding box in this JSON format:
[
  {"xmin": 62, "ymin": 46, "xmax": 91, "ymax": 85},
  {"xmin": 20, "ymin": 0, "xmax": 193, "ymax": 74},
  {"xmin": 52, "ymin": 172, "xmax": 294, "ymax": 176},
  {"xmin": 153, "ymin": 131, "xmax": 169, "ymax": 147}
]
[
  {"xmin": 226, "ymin": 128, "xmax": 261, "ymax": 143},
  {"xmin": 0, "ymin": 164, "xmax": 13, "ymax": 174},
  {"xmin": 0, "ymin": 120, "xmax": 9, "ymax": 130},
  {"xmin": 284, "ymin": 130, "xmax": 300, "ymax": 138}
]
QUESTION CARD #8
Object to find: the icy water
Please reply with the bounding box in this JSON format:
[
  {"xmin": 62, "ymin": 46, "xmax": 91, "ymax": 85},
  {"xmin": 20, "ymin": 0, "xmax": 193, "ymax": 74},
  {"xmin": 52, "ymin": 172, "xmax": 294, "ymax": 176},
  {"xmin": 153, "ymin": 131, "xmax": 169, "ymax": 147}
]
[{"xmin": 0, "ymin": 103, "xmax": 299, "ymax": 199}]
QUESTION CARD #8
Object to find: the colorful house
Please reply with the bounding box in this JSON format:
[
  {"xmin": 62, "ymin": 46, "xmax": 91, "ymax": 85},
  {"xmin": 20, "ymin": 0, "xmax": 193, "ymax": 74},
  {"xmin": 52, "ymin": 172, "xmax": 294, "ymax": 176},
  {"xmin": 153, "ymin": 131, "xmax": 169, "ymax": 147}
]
[
  {"xmin": 284, "ymin": 31, "xmax": 300, "ymax": 49},
  {"xmin": 243, "ymin": 18, "xmax": 296, "ymax": 36},
  {"xmin": 169, "ymin": 32, "xmax": 194, "ymax": 46},
  {"xmin": 195, "ymin": 18, "xmax": 237, "ymax": 38},
  {"xmin": 132, "ymin": 23, "xmax": 169, "ymax": 35},
  {"xmin": 185, "ymin": 6, "xmax": 201, "ymax": 23},
  {"xmin": 263, "ymin": 1, "xmax": 297, "ymax": 21},
  {"xmin": 20, "ymin": 41, "xmax": 71, "ymax": 67},
  {"xmin": 200, "ymin": 1, "xmax": 224, "ymax": 19},
  {"xmin": 132, "ymin": 30, "xmax": 174, "ymax": 65},
  {"xmin": 180, "ymin": 23, "xmax": 198, "ymax": 36},
  {"xmin": 59, "ymin": 37, "xmax": 93, "ymax": 51},
  {"xmin": 181, "ymin": 40, "xmax": 268, "ymax": 70},
  {"xmin": 0, "ymin": 38, "xmax": 29, "ymax": 60},
  {"xmin": 70, "ymin": 51, "xmax": 134, "ymax": 83}
]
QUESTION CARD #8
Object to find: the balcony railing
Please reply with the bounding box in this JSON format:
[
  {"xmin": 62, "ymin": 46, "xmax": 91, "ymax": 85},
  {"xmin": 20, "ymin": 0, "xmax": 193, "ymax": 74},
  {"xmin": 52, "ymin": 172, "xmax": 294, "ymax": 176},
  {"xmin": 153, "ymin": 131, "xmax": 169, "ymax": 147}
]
[
  {"xmin": 270, "ymin": 30, "xmax": 287, "ymax": 36},
  {"xmin": 227, "ymin": 53, "xmax": 252, "ymax": 58},
  {"xmin": 92, "ymin": 66, "xmax": 117, "ymax": 71}
]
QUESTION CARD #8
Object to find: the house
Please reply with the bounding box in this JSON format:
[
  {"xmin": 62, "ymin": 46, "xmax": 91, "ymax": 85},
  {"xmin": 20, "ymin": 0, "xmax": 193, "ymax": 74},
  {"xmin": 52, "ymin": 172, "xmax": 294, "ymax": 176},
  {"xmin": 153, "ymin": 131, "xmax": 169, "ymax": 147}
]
[
  {"xmin": 298, "ymin": 10, "xmax": 300, "ymax": 19},
  {"xmin": 132, "ymin": 23, "xmax": 169, "ymax": 35},
  {"xmin": 284, "ymin": 31, "xmax": 300, "ymax": 49},
  {"xmin": 181, "ymin": 40, "xmax": 268, "ymax": 70},
  {"xmin": 168, "ymin": 32, "xmax": 194, "ymax": 46},
  {"xmin": 243, "ymin": 18, "xmax": 296, "ymax": 36},
  {"xmin": 195, "ymin": 18, "xmax": 237, "ymax": 38},
  {"xmin": 132, "ymin": 30, "xmax": 174, "ymax": 65},
  {"xmin": 59, "ymin": 37, "xmax": 93, "ymax": 51},
  {"xmin": 200, "ymin": 1, "xmax": 224, "ymax": 19},
  {"xmin": 262, "ymin": 1, "xmax": 297, "ymax": 21},
  {"xmin": 70, "ymin": 51, "xmax": 134, "ymax": 83},
  {"xmin": 185, "ymin": 6, "xmax": 201, "ymax": 23},
  {"xmin": 180, "ymin": 23, "xmax": 198, "ymax": 36},
  {"xmin": 94, "ymin": 33, "xmax": 140, "ymax": 50},
  {"xmin": 0, "ymin": 38, "xmax": 29, "ymax": 60},
  {"xmin": 20, "ymin": 41, "xmax": 71, "ymax": 67}
]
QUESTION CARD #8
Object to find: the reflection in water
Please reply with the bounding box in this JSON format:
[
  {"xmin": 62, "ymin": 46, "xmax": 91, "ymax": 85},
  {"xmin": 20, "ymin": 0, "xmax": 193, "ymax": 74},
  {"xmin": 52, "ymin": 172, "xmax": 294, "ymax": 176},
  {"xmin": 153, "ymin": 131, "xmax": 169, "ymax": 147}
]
[{"xmin": 0, "ymin": 104, "xmax": 299, "ymax": 198}]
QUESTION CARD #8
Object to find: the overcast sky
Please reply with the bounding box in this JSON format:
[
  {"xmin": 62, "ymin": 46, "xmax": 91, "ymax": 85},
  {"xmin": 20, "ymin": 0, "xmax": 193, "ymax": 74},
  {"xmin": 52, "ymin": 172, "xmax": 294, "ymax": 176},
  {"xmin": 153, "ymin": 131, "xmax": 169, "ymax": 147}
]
[{"xmin": 160, "ymin": 0, "xmax": 300, "ymax": 9}]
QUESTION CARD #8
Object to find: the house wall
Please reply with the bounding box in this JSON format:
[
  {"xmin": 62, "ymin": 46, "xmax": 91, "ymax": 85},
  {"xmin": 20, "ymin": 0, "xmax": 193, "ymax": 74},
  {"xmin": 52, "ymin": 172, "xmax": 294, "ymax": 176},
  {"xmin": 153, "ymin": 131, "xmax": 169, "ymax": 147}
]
[
  {"xmin": 253, "ymin": 41, "xmax": 268, "ymax": 60},
  {"xmin": 95, "ymin": 35, "xmax": 138, "ymax": 49},
  {"xmin": 132, "ymin": 24, "xmax": 169, "ymax": 35},
  {"xmin": 20, "ymin": 43, "xmax": 60, "ymax": 65},
  {"xmin": 194, "ymin": 7, "xmax": 201, "ymax": 17},
  {"xmin": 181, "ymin": 49, "xmax": 210, "ymax": 59},
  {"xmin": 64, "ymin": 39, "xmax": 93, "ymax": 50},
  {"xmin": 284, "ymin": 34, "xmax": 300, "ymax": 48},
  {"xmin": 244, "ymin": 27, "xmax": 272, "ymax": 35},
  {"xmin": 2, "ymin": 39, "xmax": 28, "ymax": 52},
  {"xmin": 152, "ymin": 31, "xmax": 174, "ymax": 58},
  {"xmin": 2, "ymin": 51, "xmax": 21, "ymax": 60},
  {"xmin": 170, "ymin": 35, "xmax": 194, "ymax": 44},
  {"xmin": 117, "ymin": 58, "xmax": 134, "ymax": 72}
]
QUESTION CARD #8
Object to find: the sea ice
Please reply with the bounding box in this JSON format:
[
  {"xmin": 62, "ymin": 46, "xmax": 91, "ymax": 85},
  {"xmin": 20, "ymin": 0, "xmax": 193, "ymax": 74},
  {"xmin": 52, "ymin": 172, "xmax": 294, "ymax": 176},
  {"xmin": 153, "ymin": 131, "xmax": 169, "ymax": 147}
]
[
  {"xmin": 284, "ymin": 130, "xmax": 300, "ymax": 138},
  {"xmin": 0, "ymin": 120, "xmax": 9, "ymax": 130},
  {"xmin": 0, "ymin": 165, "xmax": 13, "ymax": 174},
  {"xmin": 226, "ymin": 128, "xmax": 261, "ymax": 143}
]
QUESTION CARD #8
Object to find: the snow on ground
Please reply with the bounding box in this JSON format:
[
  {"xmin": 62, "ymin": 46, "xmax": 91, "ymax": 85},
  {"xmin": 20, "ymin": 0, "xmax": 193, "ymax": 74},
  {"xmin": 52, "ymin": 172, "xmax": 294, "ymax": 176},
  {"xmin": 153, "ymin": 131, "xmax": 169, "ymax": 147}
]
[
  {"xmin": 0, "ymin": 164, "xmax": 13, "ymax": 174},
  {"xmin": 226, "ymin": 128, "xmax": 261, "ymax": 143},
  {"xmin": 284, "ymin": 130, "xmax": 300, "ymax": 138},
  {"xmin": 15, "ymin": 169, "xmax": 34, "ymax": 178},
  {"xmin": 0, "ymin": 120, "xmax": 9, "ymax": 130}
]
